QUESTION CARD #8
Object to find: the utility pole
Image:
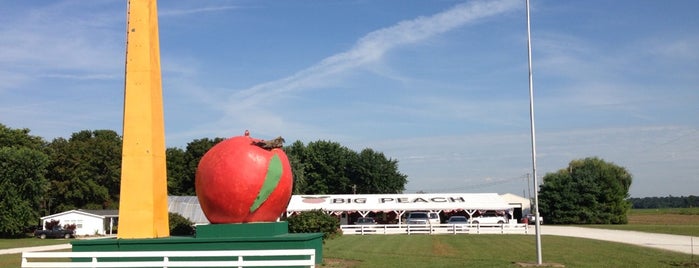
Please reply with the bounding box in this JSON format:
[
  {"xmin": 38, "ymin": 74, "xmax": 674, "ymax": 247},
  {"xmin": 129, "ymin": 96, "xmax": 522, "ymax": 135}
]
[
  {"xmin": 525, "ymin": 0, "xmax": 543, "ymax": 264},
  {"xmin": 527, "ymin": 173, "xmax": 532, "ymax": 199}
]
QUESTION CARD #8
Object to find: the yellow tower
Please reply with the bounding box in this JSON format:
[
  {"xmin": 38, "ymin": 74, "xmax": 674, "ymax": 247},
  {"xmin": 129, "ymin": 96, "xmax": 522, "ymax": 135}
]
[{"xmin": 117, "ymin": 0, "xmax": 170, "ymax": 238}]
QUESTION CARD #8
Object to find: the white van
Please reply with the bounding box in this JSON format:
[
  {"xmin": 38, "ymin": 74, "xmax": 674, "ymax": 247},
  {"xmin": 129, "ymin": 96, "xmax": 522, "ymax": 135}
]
[
  {"xmin": 470, "ymin": 211, "xmax": 507, "ymax": 225},
  {"xmin": 406, "ymin": 211, "xmax": 440, "ymax": 225}
]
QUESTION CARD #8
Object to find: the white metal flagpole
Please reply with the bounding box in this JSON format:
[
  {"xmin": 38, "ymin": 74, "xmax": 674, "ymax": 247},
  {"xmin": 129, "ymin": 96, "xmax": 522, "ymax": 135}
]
[{"xmin": 525, "ymin": 0, "xmax": 543, "ymax": 265}]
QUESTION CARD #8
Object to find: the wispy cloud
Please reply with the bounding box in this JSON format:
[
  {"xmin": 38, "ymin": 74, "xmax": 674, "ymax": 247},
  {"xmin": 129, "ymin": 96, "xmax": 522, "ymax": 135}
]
[
  {"xmin": 208, "ymin": 0, "xmax": 521, "ymax": 138},
  {"xmin": 0, "ymin": 1, "xmax": 123, "ymax": 86},
  {"xmin": 233, "ymin": 0, "xmax": 519, "ymax": 101}
]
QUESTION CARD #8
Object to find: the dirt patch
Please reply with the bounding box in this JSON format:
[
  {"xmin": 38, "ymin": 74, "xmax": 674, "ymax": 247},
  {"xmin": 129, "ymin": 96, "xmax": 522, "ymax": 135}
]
[
  {"xmin": 514, "ymin": 261, "xmax": 566, "ymax": 267},
  {"xmin": 431, "ymin": 236, "xmax": 457, "ymax": 256},
  {"xmin": 322, "ymin": 258, "xmax": 361, "ymax": 267}
]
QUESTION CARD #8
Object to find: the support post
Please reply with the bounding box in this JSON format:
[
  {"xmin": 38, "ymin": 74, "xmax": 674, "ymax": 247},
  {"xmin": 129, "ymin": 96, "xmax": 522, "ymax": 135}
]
[{"xmin": 117, "ymin": 0, "xmax": 170, "ymax": 239}]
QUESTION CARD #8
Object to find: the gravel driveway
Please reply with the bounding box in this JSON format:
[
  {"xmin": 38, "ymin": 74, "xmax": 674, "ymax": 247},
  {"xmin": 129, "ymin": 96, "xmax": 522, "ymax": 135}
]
[{"xmin": 535, "ymin": 225, "xmax": 699, "ymax": 255}]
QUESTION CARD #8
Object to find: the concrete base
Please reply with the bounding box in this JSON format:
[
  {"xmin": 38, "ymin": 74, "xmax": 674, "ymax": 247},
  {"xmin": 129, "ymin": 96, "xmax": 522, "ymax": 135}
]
[{"xmin": 71, "ymin": 222, "xmax": 323, "ymax": 265}]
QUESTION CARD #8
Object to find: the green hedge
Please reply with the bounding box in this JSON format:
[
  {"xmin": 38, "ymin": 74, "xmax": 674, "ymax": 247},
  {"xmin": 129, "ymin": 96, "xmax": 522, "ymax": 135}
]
[{"xmin": 287, "ymin": 209, "xmax": 340, "ymax": 241}]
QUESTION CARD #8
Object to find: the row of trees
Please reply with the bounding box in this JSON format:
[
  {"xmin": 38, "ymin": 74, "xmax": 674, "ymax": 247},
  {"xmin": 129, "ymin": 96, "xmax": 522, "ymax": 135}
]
[
  {"xmin": 0, "ymin": 123, "xmax": 407, "ymax": 237},
  {"xmin": 2, "ymin": 122, "xmax": 644, "ymax": 233},
  {"xmin": 629, "ymin": 196, "xmax": 699, "ymax": 209}
]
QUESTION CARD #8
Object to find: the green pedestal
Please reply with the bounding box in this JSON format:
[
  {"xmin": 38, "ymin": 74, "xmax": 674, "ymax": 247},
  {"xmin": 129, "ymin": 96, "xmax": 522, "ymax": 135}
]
[{"xmin": 71, "ymin": 222, "xmax": 323, "ymax": 265}]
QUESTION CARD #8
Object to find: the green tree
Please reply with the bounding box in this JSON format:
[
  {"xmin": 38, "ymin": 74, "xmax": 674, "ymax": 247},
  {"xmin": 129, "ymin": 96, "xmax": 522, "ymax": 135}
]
[
  {"xmin": 0, "ymin": 124, "xmax": 46, "ymax": 149},
  {"xmin": 538, "ymin": 157, "xmax": 632, "ymax": 224},
  {"xmin": 351, "ymin": 148, "xmax": 407, "ymax": 194},
  {"xmin": 285, "ymin": 141, "xmax": 309, "ymax": 194},
  {"xmin": 285, "ymin": 140, "xmax": 407, "ymax": 195},
  {"xmin": 297, "ymin": 140, "xmax": 355, "ymax": 194},
  {"xmin": 166, "ymin": 147, "xmax": 189, "ymax": 195},
  {"xmin": 46, "ymin": 130, "xmax": 122, "ymax": 211},
  {"xmin": 0, "ymin": 124, "xmax": 49, "ymax": 237},
  {"xmin": 166, "ymin": 138, "xmax": 224, "ymax": 195}
]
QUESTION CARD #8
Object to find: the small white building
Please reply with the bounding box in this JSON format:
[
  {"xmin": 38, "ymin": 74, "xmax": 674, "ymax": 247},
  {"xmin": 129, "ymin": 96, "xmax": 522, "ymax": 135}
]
[
  {"xmin": 39, "ymin": 209, "xmax": 118, "ymax": 236},
  {"xmin": 500, "ymin": 193, "xmax": 532, "ymax": 220}
]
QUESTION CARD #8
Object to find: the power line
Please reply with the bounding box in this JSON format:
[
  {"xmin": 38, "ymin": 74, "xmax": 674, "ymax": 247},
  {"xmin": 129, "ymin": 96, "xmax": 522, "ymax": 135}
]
[{"xmin": 405, "ymin": 174, "xmax": 528, "ymax": 193}]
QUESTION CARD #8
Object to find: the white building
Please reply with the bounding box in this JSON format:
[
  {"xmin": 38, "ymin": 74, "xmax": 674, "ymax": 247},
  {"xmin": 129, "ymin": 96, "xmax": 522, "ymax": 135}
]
[
  {"xmin": 500, "ymin": 193, "xmax": 532, "ymax": 220},
  {"xmin": 39, "ymin": 209, "xmax": 118, "ymax": 236},
  {"xmin": 286, "ymin": 193, "xmax": 520, "ymax": 225}
]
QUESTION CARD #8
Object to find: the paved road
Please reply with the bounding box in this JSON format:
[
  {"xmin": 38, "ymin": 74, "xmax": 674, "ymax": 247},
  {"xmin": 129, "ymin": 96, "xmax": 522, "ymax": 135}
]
[
  {"xmin": 534, "ymin": 225, "xmax": 699, "ymax": 255},
  {"xmin": 0, "ymin": 235, "xmax": 113, "ymax": 255}
]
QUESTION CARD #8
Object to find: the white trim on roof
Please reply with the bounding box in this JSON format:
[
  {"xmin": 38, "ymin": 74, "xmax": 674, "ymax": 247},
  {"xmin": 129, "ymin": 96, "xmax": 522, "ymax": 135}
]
[{"xmin": 40, "ymin": 210, "xmax": 107, "ymax": 221}]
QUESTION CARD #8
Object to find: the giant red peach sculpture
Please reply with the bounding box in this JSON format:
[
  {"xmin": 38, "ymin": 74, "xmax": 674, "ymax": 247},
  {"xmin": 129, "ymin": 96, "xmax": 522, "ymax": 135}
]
[{"xmin": 195, "ymin": 131, "xmax": 293, "ymax": 224}]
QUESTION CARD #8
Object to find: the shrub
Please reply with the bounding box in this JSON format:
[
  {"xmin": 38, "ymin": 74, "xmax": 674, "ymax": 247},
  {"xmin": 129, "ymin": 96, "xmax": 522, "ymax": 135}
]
[
  {"xmin": 44, "ymin": 219, "xmax": 60, "ymax": 230},
  {"xmin": 63, "ymin": 224, "xmax": 77, "ymax": 231},
  {"xmin": 287, "ymin": 209, "xmax": 341, "ymax": 241},
  {"xmin": 169, "ymin": 212, "xmax": 194, "ymax": 236}
]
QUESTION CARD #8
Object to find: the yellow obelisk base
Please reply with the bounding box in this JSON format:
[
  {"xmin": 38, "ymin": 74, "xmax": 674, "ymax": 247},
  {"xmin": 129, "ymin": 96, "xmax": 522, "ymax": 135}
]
[{"xmin": 117, "ymin": 0, "xmax": 170, "ymax": 239}]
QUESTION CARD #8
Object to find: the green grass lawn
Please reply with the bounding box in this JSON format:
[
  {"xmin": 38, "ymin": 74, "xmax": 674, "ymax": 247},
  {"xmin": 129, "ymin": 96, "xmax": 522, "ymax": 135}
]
[
  {"xmin": 0, "ymin": 237, "xmax": 70, "ymax": 249},
  {"xmin": 0, "ymin": 238, "xmax": 72, "ymax": 267},
  {"xmin": 582, "ymin": 207, "xmax": 699, "ymax": 236},
  {"xmin": 323, "ymin": 235, "xmax": 696, "ymax": 267}
]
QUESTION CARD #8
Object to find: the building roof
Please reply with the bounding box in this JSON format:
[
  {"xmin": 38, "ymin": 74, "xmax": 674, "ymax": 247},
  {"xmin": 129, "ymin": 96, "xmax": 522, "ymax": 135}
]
[
  {"xmin": 78, "ymin": 209, "xmax": 119, "ymax": 217},
  {"xmin": 168, "ymin": 196, "xmax": 209, "ymax": 225},
  {"xmin": 40, "ymin": 209, "xmax": 116, "ymax": 220}
]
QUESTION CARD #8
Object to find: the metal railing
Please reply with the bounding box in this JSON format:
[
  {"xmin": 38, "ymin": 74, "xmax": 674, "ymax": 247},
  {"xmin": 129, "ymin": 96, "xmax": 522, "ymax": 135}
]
[{"xmin": 22, "ymin": 249, "xmax": 316, "ymax": 268}]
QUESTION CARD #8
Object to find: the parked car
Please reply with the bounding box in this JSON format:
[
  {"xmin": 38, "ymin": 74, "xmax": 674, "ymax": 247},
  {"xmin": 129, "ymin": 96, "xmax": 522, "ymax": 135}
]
[
  {"xmin": 355, "ymin": 217, "xmax": 377, "ymax": 225},
  {"xmin": 524, "ymin": 214, "xmax": 544, "ymax": 224},
  {"xmin": 446, "ymin": 216, "xmax": 468, "ymax": 224},
  {"xmin": 34, "ymin": 227, "xmax": 75, "ymax": 239},
  {"xmin": 470, "ymin": 211, "xmax": 507, "ymax": 225},
  {"xmin": 446, "ymin": 216, "xmax": 469, "ymax": 231},
  {"xmin": 406, "ymin": 211, "xmax": 440, "ymax": 225}
]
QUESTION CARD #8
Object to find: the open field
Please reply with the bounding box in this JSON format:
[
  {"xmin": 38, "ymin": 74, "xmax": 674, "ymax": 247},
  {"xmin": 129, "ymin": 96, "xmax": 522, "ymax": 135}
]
[
  {"xmin": 584, "ymin": 208, "xmax": 699, "ymax": 236},
  {"xmin": 630, "ymin": 207, "xmax": 699, "ymax": 215}
]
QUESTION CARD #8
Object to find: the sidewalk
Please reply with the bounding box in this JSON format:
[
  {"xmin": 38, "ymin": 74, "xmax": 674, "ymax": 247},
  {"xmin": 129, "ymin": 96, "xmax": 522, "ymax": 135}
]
[
  {"xmin": 0, "ymin": 243, "xmax": 71, "ymax": 255},
  {"xmin": 534, "ymin": 225, "xmax": 699, "ymax": 255},
  {"xmin": 0, "ymin": 235, "xmax": 114, "ymax": 255}
]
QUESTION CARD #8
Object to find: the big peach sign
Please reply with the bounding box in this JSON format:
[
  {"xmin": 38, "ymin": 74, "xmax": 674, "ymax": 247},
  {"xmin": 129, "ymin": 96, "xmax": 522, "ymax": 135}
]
[{"xmin": 195, "ymin": 131, "xmax": 293, "ymax": 224}]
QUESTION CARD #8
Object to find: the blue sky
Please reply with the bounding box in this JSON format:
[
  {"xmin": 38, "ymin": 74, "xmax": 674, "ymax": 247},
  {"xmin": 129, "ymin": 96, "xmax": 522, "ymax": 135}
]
[{"xmin": 1, "ymin": 0, "xmax": 697, "ymax": 198}]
